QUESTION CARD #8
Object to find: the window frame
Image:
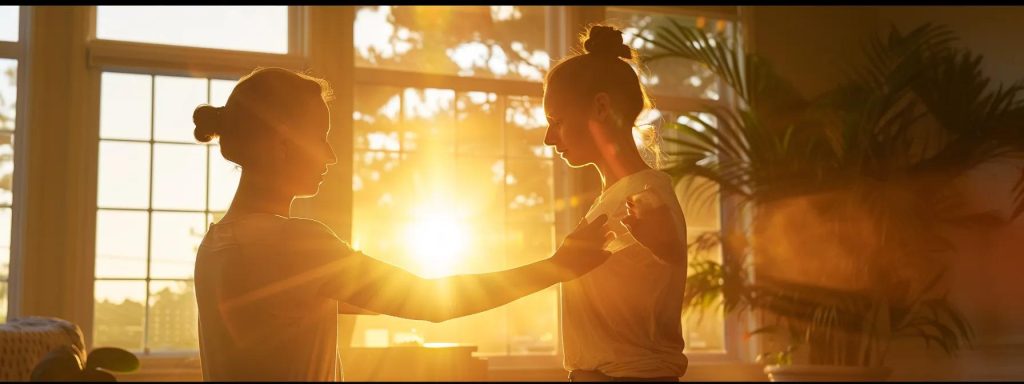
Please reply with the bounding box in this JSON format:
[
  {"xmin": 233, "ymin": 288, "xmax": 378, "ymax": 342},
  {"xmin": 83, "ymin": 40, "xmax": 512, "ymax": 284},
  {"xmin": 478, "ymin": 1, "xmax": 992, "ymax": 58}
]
[{"xmin": 0, "ymin": 5, "xmax": 27, "ymax": 323}]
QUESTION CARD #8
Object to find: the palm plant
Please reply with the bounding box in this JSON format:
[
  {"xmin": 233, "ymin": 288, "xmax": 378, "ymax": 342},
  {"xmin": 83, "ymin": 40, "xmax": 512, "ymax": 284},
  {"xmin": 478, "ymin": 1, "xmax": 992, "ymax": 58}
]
[{"xmin": 634, "ymin": 20, "xmax": 1021, "ymax": 367}]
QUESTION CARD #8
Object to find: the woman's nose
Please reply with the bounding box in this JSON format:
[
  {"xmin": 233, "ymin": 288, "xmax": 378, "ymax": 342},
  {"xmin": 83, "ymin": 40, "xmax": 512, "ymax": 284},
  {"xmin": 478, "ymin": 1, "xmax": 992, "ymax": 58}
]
[
  {"xmin": 325, "ymin": 144, "xmax": 338, "ymax": 166},
  {"xmin": 544, "ymin": 127, "xmax": 558, "ymax": 147}
]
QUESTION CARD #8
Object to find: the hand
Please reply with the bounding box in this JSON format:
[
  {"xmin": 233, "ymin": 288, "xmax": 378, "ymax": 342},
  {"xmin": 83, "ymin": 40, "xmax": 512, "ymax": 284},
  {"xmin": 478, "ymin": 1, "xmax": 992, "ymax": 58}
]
[
  {"xmin": 549, "ymin": 214, "xmax": 613, "ymax": 281},
  {"xmin": 621, "ymin": 195, "xmax": 687, "ymax": 264}
]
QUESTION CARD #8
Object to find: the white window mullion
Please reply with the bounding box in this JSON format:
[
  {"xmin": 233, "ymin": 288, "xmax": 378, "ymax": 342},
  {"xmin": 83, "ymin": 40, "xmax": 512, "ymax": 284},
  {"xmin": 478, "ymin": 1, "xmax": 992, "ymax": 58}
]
[
  {"xmin": 354, "ymin": 67, "xmax": 543, "ymax": 98},
  {"xmin": 88, "ymin": 39, "xmax": 309, "ymax": 80}
]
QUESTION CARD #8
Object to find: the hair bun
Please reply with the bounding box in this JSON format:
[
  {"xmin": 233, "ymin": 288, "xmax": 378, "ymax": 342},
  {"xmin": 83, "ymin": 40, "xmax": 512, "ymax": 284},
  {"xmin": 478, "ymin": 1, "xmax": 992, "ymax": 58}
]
[
  {"xmin": 193, "ymin": 105, "xmax": 223, "ymax": 143},
  {"xmin": 583, "ymin": 25, "xmax": 632, "ymax": 60}
]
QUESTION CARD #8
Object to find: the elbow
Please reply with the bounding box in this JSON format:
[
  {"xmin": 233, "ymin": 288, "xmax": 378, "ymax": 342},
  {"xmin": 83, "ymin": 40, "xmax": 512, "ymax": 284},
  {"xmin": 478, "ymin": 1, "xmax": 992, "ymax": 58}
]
[
  {"xmin": 420, "ymin": 311, "xmax": 447, "ymax": 323},
  {"xmin": 417, "ymin": 311, "xmax": 451, "ymax": 324}
]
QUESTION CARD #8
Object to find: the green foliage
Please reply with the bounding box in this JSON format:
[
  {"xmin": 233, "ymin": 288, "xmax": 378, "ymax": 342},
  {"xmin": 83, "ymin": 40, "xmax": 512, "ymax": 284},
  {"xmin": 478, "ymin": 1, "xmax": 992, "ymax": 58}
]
[{"xmin": 638, "ymin": 20, "xmax": 1014, "ymax": 367}]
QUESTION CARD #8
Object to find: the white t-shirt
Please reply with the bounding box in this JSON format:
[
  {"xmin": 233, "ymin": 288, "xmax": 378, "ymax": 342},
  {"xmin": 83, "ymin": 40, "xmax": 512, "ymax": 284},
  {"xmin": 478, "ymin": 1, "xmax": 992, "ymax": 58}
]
[
  {"xmin": 561, "ymin": 168, "xmax": 689, "ymax": 378},
  {"xmin": 194, "ymin": 213, "xmax": 352, "ymax": 381}
]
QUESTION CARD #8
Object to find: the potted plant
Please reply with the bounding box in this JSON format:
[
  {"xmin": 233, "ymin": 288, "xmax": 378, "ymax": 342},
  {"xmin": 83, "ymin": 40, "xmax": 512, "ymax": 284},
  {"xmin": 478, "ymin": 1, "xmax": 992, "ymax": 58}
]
[{"xmin": 635, "ymin": 19, "xmax": 1023, "ymax": 381}]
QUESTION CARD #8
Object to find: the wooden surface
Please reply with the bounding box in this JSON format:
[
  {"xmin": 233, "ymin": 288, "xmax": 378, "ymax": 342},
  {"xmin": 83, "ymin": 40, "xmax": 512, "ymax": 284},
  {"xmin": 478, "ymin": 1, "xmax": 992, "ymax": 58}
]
[{"xmin": 340, "ymin": 345, "xmax": 489, "ymax": 382}]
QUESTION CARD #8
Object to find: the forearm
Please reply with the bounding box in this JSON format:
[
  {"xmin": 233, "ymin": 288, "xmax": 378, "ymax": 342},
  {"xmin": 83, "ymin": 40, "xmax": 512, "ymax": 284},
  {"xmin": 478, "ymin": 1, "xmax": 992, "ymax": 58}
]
[{"xmin": 420, "ymin": 258, "xmax": 568, "ymax": 322}]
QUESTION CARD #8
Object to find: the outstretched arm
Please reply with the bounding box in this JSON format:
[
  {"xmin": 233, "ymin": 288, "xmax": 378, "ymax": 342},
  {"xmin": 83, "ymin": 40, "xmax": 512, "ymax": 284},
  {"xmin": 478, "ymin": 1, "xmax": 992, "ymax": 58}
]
[{"xmin": 317, "ymin": 215, "xmax": 611, "ymax": 323}]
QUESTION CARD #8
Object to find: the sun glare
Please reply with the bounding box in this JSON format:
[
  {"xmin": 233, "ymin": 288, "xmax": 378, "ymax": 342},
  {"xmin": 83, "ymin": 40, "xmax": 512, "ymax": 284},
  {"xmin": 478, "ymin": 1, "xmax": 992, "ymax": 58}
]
[{"xmin": 403, "ymin": 205, "xmax": 471, "ymax": 278}]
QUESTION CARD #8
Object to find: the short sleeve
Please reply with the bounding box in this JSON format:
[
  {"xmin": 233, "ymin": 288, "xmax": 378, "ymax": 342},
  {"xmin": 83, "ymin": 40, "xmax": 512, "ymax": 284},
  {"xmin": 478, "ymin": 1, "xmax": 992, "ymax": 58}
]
[{"xmin": 277, "ymin": 218, "xmax": 360, "ymax": 299}]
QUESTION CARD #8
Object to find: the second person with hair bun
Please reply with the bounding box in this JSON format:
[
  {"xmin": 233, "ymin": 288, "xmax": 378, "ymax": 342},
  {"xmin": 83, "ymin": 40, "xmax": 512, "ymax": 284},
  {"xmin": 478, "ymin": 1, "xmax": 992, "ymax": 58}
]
[{"xmin": 544, "ymin": 25, "xmax": 690, "ymax": 382}]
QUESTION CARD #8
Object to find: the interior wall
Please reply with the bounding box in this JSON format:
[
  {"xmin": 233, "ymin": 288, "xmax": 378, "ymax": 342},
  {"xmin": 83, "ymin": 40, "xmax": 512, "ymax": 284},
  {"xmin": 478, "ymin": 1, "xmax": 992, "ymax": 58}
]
[
  {"xmin": 878, "ymin": 6, "xmax": 1024, "ymax": 380},
  {"xmin": 746, "ymin": 5, "xmax": 1024, "ymax": 380},
  {"xmin": 746, "ymin": 6, "xmax": 881, "ymax": 99}
]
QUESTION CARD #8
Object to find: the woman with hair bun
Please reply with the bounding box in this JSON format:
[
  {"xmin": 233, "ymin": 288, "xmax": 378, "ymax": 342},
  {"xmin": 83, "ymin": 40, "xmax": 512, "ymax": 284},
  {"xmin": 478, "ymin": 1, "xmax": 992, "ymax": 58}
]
[
  {"xmin": 192, "ymin": 67, "xmax": 613, "ymax": 381},
  {"xmin": 543, "ymin": 25, "xmax": 690, "ymax": 381}
]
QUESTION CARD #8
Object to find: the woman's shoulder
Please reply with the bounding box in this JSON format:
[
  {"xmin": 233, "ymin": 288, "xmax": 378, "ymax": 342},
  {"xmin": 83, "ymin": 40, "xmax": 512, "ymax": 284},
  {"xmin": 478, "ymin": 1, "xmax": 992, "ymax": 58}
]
[
  {"xmin": 283, "ymin": 217, "xmax": 340, "ymax": 239},
  {"xmin": 283, "ymin": 217, "xmax": 358, "ymax": 254}
]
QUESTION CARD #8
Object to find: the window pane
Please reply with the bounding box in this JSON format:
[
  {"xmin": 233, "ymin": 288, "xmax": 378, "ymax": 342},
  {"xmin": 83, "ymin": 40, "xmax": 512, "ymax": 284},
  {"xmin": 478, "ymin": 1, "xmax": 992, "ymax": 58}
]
[
  {"xmin": 0, "ymin": 281, "xmax": 6, "ymax": 323},
  {"xmin": 208, "ymin": 211, "xmax": 226, "ymax": 225},
  {"xmin": 100, "ymin": 73, "xmax": 152, "ymax": 141},
  {"xmin": 208, "ymin": 145, "xmax": 240, "ymax": 212},
  {"xmin": 150, "ymin": 212, "xmax": 205, "ymax": 279},
  {"xmin": 607, "ymin": 8, "xmax": 733, "ymax": 99},
  {"xmin": 95, "ymin": 210, "xmax": 148, "ymax": 279},
  {"xmin": 506, "ymin": 286, "xmax": 558, "ymax": 355},
  {"xmin": 97, "ymin": 141, "xmax": 150, "ymax": 209},
  {"xmin": 668, "ymin": 112, "xmax": 721, "ymax": 229},
  {"xmin": 454, "ymin": 158, "xmax": 506, "ymax": 272},
  {"xmin": 0, "ymin": 6, "xmax": 16, "ymax": 42},
  {"xmin": 506, "ymin": 159, "xmax": 554, "ymax": 223},
  {"xmin": 353, "ymin": 85, "xmax": 402, "ymax": 151},
  {"xmin": 152, "ymin": 143, "xmax": 206, "ymax": 210},
  {"xmin": 354, "ymin": 6, "xmax": 551, "ymax": 82},
  {"xmin": 0, "ymin": 132, "xmax": 12, "ymax": 205},
  {"xmin": 94, "ymin": 280, "xmax": 146, "ymax": 351},
  {"xmin": 683, "ymin": 229, "xmax": 725, "ymax": 352},
  {"xmin": 154, "ymin": 76, "xmax": 208, "ymax": 143},
  {"xmin": 96, "ymin": 6, "xmax": 288, "ymax": 54},
  {"xmin": 0, "ymin": 59, "xmax": 12, "ymax": 322},
  {"xmin": 0, "ymin": 59, "xmax": 15, "ymax": 133},
  {"xmin": 506, "ymin": 217, "xmax": 554, "ymax": 267},
  {"xmin": 0, "ymin": 208, "xmax": 9, "ymax": 280},
  {"xmin": 352, "ymin": 86, "xmax": 559, "ymax": 356},
  {"xmin": 456, "ymin": 92, "xmax": 502, "ymax": 156},
  {"xmin": 505, "ymin": 96, "xmax": 551, "ymax": 159},
  {"xmin": 675, "ymin": 176, "xmax": 721, "ymax": 229},
  {"xmin": 403, "ymin": 88, "xmax": 455, "ymax": 152},
  {"xmin": 209, "ymin": 78, "xmax": 236, "ymax": 108},
  {"xmin": 148, "ymin": 280, "xmax": 199, "ymax": 351},
  {"xmin": 352, "ymin": 151, "xmax": 405, "ymax": 249}
]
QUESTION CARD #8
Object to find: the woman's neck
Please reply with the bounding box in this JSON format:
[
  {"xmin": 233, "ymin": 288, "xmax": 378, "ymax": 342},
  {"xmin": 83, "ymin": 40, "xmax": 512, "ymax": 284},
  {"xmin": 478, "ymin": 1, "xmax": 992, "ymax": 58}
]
[
  {"xmin": 594, "ymin": 141, "xmax": 651, "ymax": 191},
  {"xmin": 222, "ymin": 171, "xmax": 293, "ymax": 221}
]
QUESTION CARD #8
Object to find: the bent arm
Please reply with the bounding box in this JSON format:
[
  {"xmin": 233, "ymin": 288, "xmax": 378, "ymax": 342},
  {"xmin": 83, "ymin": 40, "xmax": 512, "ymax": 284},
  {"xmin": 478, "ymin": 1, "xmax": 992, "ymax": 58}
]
[{"xmin": 317, "ymin": 252, "xmax": 569, "ymax": 323}]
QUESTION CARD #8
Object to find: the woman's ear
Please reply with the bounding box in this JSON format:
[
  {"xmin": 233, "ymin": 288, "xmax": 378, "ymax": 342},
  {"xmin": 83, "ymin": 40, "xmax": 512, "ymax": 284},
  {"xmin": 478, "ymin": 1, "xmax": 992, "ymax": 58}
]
[{"xmin": 591, "ymin": 92, "xmax": 612, "ymax": 122}]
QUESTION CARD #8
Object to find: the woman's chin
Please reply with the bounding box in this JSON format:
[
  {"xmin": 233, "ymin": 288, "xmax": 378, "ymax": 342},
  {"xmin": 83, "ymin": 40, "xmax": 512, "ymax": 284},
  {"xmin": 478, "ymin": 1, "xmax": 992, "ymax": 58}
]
[
  {"xmin": 294, "ymin": 181, "xmax": 324, "ymax": 198},
  {"xmin": 560, "ymin": 155, "xmax": 591, "ymax": 168}
]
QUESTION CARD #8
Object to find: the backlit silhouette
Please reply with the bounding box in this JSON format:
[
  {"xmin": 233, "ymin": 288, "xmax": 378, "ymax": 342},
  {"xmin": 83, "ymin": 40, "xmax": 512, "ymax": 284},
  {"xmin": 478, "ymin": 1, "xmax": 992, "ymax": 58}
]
[
  {"xmin": 542, "ymin": 25, "xmax": 690, "ymax": 382},
  {"xmin": 191, "ymin": 67, "xmax": 612, "ymax": 381}
]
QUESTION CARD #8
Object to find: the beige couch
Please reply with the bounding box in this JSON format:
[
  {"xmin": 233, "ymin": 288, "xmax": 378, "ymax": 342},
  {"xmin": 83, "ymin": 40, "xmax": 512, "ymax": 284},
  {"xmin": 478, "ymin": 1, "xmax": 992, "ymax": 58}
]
[{"xmin": 0, "ymin": 316, "xmax": 86, "ymax": 381}]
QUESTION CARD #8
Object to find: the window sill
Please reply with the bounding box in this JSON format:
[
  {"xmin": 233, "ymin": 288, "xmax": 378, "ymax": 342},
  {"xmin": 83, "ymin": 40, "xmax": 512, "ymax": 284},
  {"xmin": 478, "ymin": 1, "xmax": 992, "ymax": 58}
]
[{"xmin": 112, "ymin": 353, "xmax": 202, "ymax": 382}]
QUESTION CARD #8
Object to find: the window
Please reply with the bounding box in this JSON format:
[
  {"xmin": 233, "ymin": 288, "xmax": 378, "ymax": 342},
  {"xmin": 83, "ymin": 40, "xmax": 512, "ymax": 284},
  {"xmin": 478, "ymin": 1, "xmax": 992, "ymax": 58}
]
[
  {"xmin": 0, "ymin": 5, "xmax": 18, "ymax": 323},
  {"xmin": 76, "ymin": 5, "xmax": 741, "ymax": 369},
  {"xmin": 0, "ymin": 6, "xmax": 17, "ymax": 43},
  {"xmin": 351, "ymin": 86, "xmax": 558, "ymax": 355},
  {"xmin": 350, "ymin": 6, "xmax": 562, "ymax": 358},
  {"xmin": 95, "ymin": 6, "xmax": 289, "ymax": 54},
  {"xmin": 94, "ymin": 72, "xmax": 239, "ymax": 352},
  {"xmin": 608, "ymin": 7, "xmax": 733, "ymax": 100},
  {"xmin": 609, "ymin": 7, "xmax": 738, "ymax": 354},
  {"xmin": 354, "ymin": 6, "xmax": 550, "ymax": 81}
]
